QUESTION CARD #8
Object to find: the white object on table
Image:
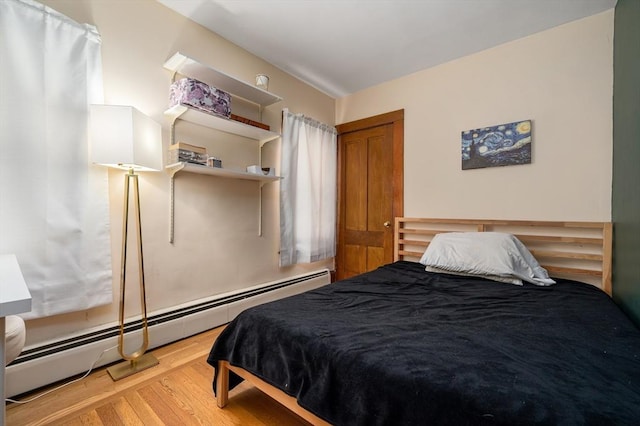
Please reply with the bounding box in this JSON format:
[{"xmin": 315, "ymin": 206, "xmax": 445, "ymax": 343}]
[{"xmin": 0, "ymin": 255, "xmax": 32, "ymax": 426}]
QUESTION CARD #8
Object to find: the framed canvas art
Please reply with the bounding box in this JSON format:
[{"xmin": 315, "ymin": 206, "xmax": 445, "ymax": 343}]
[{"xmin": 461, "ymin": 120, "xmax": 532, "ymax": 170}]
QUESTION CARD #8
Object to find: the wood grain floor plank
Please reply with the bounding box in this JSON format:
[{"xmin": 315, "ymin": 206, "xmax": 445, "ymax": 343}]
[
  {"xmin": 184, "ymin": 362, "xmax": 307, "ymax": 425},
  {"xmin": 95, "ymin": 403, "xmax": 124, "ymax": 426},
  {"xmin": 229, "ymin": 386, "xmax": 310, "ymax": 426},
  {"xmin": 161, "ymin": 370, "xmax": 224, "ymax": 425},
  {"xmin": 77, "ymin": 410, "xmax": 103, "ymax": 425},
  {"xmin": 191, "ymin": 357, "xmax": 216, "ymax": 382},
  {"xmin": 122, "ymin": 388, "xmax": 165, "ymax": 425},
  {"xmin": 6, "ymin": 326, "xmax": 312, "ymax": 425},
  {"xmin": 137, "ymin": 384, "xmax": 189, "ymax": 425},
  {"xmin": 184, "ymin": 364, "xmax": 216, "ymax": 392},
  {"xmin": 51, "ymin": 418, "xmax": 84, "ymax": 426},
  {"xmin": 110, "ymin": 396, "xmax": 145, "ymax": 426}
]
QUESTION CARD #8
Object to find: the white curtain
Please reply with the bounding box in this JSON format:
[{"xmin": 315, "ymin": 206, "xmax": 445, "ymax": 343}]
[
  {"xmin": 0, "ymin": 0, "xmax": 112, "ymax": 318},
  {"xmin": 280, "ymin": 109, "xmax": 337, "ymax": 266}
]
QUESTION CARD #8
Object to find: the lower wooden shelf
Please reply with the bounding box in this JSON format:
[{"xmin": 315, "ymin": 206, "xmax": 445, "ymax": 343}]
[
  {"xmin": 165, "ymin": 162, "xmax": 281, "ymax": 182},
  {"xmin": 165, "ymin": 162, "xmax": 281, "ymax": 243}
]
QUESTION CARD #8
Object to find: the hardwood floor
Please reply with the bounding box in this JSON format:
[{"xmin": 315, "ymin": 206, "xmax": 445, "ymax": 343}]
[{"xmin": 6, "ymin": 326, "xmax": 311, "ymax": 426}]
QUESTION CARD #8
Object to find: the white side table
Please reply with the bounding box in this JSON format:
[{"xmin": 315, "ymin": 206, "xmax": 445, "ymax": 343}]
[{"xmin": 0, "ymin": 255, "xmax": 32, "ymax": 426}]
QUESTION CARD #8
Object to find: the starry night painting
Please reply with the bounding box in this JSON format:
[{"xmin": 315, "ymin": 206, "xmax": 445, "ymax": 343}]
[{"xmin": 461, "ymin": 120, "xmax": 532, "ymax": 170}]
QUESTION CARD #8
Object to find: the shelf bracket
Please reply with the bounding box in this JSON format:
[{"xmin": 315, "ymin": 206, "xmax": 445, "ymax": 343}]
[
  {"xmin": 166, "ymin": 163, "xmax": 185, "ymax": 244},
  {"xmin": 256, "ymin": 180, "xmax": 272, "ymax": 237},
  {"xmin": 258, "ymin": 184, "xmax": 263, "ymax": 237},
  {"xmin": 168, "ymin": 112, "xmax": 178, "ymax": 146}
]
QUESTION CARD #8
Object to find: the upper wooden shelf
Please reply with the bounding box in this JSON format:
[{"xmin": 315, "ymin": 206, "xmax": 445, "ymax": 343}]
[
  {"xmin": 164, "ymin": 104, "xmax": 280, "ymax": 145},
  {"xmin": 163, "ymin": 52, "xmax": 283, "ymax": 107}
]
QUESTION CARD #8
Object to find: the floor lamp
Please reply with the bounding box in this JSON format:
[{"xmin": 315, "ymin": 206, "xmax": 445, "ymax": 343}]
[{"xmin": 90, "ymin": 105, "xmax": 163, "ymax": 380}]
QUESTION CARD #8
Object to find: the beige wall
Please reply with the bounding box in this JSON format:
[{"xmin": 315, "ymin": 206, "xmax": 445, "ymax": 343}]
[
  {"xmin": 26, "ymin": 0, "xmax": 335, "ymax": 345},
  {"xmin": 337, "ymin": 10, "xmax": 614, "ymax": 222}
]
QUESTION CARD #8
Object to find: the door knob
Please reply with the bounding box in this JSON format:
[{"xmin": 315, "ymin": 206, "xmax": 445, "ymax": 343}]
[{"xmin": 383, "ymin": 221, "xmax": 391, "ymax": 228}]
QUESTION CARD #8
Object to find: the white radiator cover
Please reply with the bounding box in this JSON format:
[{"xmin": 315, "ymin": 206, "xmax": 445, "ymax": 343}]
[{"xmin": 6, "ymin": 270, "xmax": 330, "ymax": 398}]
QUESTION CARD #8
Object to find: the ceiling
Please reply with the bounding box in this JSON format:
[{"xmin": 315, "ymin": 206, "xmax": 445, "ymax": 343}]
[{"xmin": 157, "ymin": 0, "xmax": 617, "ymax": 98}]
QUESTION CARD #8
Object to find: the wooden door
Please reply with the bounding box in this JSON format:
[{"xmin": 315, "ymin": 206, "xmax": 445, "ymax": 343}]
[{"xmin": 336, "ymin": 110, "xmax": 403, "ymax": 280}]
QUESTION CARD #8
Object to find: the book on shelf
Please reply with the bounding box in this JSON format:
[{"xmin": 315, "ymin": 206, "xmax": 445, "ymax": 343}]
[
  {"xmin": 230, "ymin": 113, "xmax": 270, "ymax": 131},
  {"xmin": 169, "ymin": 142, "xmax": 207, "ymax": 154}
]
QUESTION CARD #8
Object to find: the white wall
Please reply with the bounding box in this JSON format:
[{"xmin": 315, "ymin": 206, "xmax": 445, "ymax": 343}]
[
  {"xmin": 336, "ymin": 10, "xmax": 614, "ymax": 222},
  {"xmin": 24, "ymin": 0, "xmax": 335, "ymax": 346}
]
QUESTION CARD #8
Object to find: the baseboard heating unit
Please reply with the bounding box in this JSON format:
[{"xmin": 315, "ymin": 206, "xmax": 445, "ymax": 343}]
[{"xmin": 6, "ymin": 269, "xmax": 330, "ymax": 398}]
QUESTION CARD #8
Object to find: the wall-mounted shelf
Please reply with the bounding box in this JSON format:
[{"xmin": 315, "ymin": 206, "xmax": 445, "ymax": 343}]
[
  {"xmin": 163, "ymin": 52, "xmax": 283, "ymax": 242},
  {"xmin": 166, "ymin": 162, "xmax": 281, "ymax": 242},
  {"xmin": 164, "ymin": 104, "xmax": 280, "ymax": 146},
  {"xmin": 163, "ymin": 52, "xmax": 283, "ymax": 107},
  {"xmin": 166, "ymin": 162, "xmax": 281, "ymax": 184}
]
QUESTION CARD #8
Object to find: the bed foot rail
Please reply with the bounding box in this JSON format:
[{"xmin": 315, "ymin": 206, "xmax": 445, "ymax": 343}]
[{"xmin": 215, "ymin": 360, "xmax": 331, "ymax": 425}]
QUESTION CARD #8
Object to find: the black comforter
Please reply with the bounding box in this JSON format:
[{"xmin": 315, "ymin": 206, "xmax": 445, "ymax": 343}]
[{"xmin": 207, "ymin": 261, "xmax": 640, "ymax": 425}]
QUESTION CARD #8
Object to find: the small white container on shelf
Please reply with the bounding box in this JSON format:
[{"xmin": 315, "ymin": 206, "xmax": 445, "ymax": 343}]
[{"xmin": 247, "ymin": 165, "xmax": 275, "ymax": 176}]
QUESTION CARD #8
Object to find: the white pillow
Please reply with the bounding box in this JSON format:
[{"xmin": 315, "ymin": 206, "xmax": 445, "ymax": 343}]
[
  {"xmin": 419, "ymin": 232, "xmax": 555, "ymax": 286},
  {"xmin": 423, "ymin": 265, "xmax": 524, "ymax": 285}
]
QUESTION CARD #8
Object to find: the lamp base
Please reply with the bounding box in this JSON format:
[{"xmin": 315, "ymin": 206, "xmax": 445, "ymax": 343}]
[{"xmin": 107, "ymin": 353, "xmax": 159, "ymax": 381}]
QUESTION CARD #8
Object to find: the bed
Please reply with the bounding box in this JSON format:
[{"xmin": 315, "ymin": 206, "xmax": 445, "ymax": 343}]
[{"xmin": 207, "ymin": 218, "xmax": 640, "ymax": 425}]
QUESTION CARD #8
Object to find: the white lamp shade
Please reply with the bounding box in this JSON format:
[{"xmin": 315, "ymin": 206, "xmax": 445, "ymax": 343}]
[{"xmin": 90, "ymin": 105, "xmax": 162, "ymax": 171}]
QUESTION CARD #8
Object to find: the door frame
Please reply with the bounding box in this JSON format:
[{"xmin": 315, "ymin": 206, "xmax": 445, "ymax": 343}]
[{"xmin": 335, "ymin": 109, "xmax": 404, "ymax": 277}]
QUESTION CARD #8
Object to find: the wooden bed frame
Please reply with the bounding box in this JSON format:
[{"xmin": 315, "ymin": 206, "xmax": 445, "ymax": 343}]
[
  {"xmin": 216, "ymin": 218, "xmax": 613, "ymax": 424},
  {"xmin": 394, "ymin": 218, "xmax": 612, "ymax": 294}
]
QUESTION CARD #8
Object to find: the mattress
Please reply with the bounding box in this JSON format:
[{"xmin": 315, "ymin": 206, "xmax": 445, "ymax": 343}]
[{"xmin": 208, "ymin": 261, "xmax": 640, "ymax": 425}]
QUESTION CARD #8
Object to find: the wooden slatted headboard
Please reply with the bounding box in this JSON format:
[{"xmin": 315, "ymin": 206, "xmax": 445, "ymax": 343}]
[{"xmin": 394, "ymin": 218, "xmax": 613, "ymax": 295}]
